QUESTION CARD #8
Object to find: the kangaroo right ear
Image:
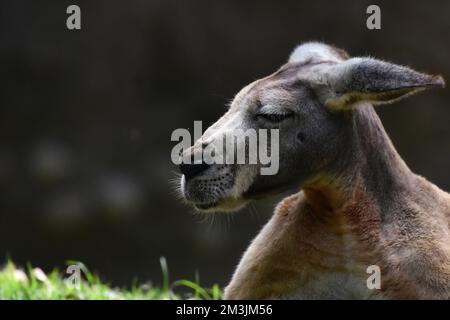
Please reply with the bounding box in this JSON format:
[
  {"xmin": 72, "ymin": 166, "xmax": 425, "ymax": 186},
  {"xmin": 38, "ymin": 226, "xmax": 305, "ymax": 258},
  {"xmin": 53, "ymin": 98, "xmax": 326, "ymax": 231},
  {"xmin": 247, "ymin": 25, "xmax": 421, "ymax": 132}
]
[{"xmin": 315, "ymin": 58, "xmax": 445, "ymax": 110}]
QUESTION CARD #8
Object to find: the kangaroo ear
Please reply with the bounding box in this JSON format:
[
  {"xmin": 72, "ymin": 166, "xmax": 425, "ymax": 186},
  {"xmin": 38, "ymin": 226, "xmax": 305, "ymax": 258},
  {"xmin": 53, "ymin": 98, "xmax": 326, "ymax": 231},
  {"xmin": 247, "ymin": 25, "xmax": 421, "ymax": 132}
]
[{"xmin": 316, "ymin": 58, "xmax": 445, "ymax": 110}]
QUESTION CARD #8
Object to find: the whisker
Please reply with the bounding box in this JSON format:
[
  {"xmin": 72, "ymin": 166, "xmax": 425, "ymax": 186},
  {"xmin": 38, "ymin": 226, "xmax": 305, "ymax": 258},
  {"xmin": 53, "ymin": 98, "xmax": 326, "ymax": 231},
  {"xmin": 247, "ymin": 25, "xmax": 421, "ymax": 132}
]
[{"xmin": 168, "ymin": 171, "xmax": 184, "ymax": 200}]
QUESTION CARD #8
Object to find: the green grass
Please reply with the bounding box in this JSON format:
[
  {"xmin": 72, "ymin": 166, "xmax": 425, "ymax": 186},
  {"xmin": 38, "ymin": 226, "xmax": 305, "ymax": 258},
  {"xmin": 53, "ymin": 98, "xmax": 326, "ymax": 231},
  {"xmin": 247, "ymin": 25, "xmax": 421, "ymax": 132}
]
[{"xmin": 0, "ymin": 258, "xmax": 222, "ymax": 300}]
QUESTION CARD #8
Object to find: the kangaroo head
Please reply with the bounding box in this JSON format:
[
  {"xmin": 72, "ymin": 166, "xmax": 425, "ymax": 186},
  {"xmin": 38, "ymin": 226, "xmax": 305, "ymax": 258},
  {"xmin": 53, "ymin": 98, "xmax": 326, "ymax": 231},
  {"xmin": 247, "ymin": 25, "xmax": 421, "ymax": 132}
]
[{"xmin": 179, "ymin": 42, "xmax": 444, "ymax": 212}]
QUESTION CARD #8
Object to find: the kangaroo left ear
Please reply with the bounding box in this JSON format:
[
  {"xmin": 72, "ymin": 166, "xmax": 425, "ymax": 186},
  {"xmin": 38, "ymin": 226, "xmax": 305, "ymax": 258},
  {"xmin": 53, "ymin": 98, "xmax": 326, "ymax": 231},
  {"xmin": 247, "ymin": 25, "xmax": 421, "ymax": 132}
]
[{"xmin": 316, "ymin": 57, "xmax": 445, "ymax": 110}]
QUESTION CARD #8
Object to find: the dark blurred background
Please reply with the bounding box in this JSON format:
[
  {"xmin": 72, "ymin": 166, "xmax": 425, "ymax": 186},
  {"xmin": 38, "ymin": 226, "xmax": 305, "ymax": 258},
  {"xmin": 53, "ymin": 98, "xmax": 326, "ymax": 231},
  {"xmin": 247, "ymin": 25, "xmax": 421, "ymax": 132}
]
[{"xmin": 0, "ymin": 0, "xmax": 449, "ymax": 289}]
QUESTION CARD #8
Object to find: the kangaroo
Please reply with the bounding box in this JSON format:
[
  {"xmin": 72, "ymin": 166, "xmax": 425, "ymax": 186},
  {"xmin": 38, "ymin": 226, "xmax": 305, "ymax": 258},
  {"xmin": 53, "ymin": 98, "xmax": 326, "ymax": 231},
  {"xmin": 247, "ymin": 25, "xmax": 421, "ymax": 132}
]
[{"xmin": 178, "ymin": 42, "xmax": 450, "ymax": 299}]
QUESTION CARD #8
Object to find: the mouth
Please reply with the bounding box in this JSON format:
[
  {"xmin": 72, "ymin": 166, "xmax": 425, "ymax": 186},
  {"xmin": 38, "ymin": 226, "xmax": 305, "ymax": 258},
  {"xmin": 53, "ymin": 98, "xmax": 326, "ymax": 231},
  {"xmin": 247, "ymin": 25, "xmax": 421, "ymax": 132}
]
[
  {"xmin": 179, "ymin": 175, "xmax": 226, "ymax": 211},
  {"xmin": 193, "ymin": 201, "xmax": 220, "ymax": 211},
  {"xmin": 189, "ymin": 197, "xmax": 248, "ymax": 213},
  {"xmin": 179, "ymin": 167, "xmax": 248, "ymax": 212}
]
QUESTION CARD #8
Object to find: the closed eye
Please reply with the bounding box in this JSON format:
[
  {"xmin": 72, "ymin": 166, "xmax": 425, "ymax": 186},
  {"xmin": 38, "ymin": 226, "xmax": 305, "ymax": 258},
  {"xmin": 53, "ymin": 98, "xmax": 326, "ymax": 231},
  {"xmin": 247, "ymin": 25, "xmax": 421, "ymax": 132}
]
[{"xmin": 256, "ymin": 111, "xmax": 294, "ymax": 123}]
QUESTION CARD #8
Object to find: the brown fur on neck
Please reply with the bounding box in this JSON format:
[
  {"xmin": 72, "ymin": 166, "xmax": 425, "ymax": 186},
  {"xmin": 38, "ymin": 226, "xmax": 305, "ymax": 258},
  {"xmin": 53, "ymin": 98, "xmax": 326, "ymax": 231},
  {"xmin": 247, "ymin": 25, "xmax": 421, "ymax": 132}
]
[{"xmin": 293, "ymin": 105, "xmax": 449, "ymax": 298}]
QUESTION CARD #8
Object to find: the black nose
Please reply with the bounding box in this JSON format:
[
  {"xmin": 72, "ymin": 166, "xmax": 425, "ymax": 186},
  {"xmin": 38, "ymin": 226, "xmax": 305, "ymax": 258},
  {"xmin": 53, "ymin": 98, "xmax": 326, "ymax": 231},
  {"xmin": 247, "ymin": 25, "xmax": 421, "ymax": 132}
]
[{"xmin": 179, "ymin": 162, "xmax": 210, "ymax": 180}]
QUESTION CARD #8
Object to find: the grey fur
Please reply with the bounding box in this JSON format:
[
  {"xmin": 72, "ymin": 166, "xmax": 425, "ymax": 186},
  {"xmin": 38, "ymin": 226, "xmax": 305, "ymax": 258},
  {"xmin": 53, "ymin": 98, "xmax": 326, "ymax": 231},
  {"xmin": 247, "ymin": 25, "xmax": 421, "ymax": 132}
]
[{"xmin": 179, "ymin": 42, "xmax": 449, "ymax": 299}]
